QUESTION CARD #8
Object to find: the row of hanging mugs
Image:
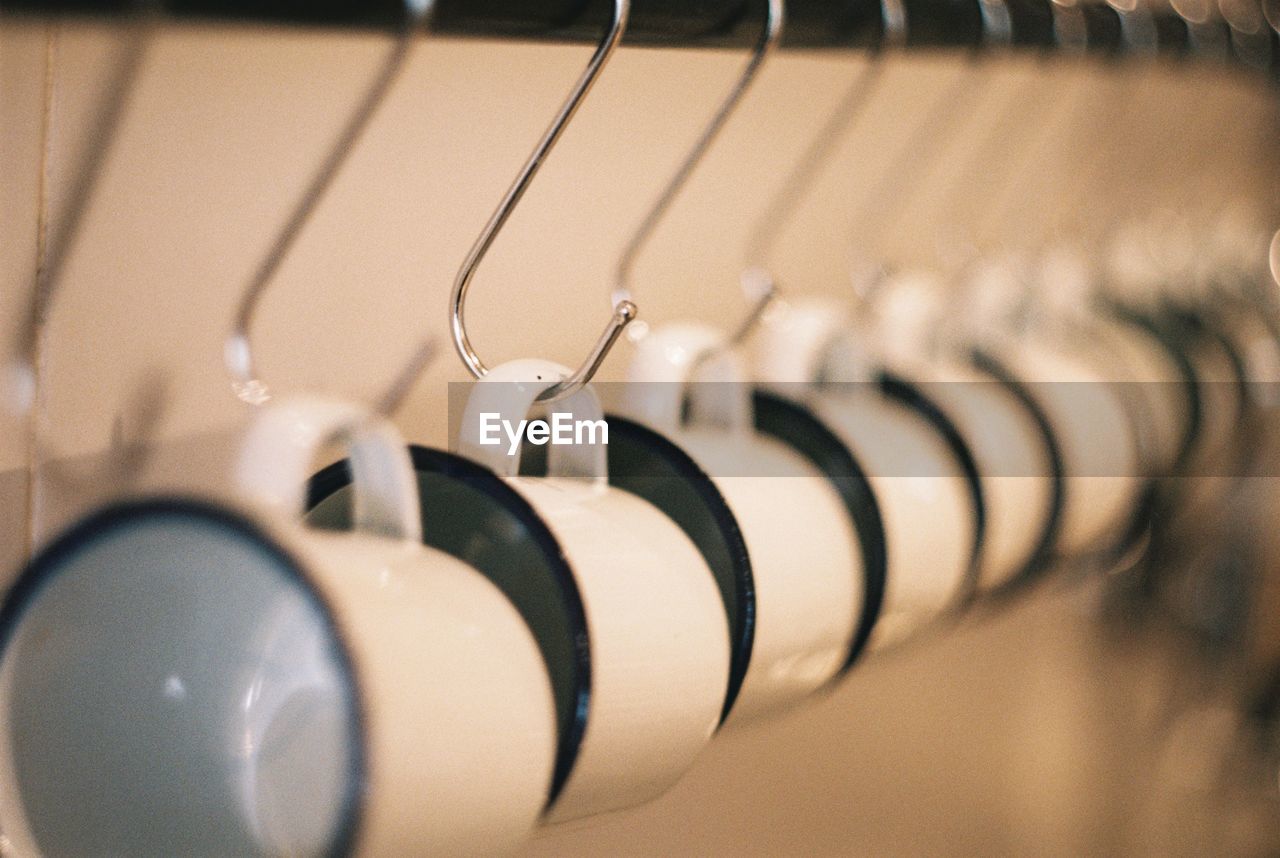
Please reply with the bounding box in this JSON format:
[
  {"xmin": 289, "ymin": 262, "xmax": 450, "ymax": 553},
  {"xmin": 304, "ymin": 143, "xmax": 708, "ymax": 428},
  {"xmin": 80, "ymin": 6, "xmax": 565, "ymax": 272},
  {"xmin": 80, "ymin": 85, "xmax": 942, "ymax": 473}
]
[
  {"xmin": 1, "ymin": 214, "xmax": 1275, "ymax": 856},
  {"xmin": 2, "ymin": 0, "xmax": 1278, "ymax": 852}
]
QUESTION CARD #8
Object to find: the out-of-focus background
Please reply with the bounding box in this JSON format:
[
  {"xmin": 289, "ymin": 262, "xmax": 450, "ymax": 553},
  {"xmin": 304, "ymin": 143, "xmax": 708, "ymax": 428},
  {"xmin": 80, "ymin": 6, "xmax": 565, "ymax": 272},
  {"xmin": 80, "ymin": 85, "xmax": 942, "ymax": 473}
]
[{"xmin": 3, "ymin": 15, "xmax": 1280, "ymax": 855}]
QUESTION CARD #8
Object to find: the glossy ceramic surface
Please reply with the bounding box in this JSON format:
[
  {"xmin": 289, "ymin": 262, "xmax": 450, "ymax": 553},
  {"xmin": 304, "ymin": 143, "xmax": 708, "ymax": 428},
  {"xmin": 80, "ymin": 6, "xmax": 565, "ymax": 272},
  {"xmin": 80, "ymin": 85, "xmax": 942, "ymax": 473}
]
[
  {"xmin": 457, "ymin": 360, "xmax": 729, "ymax": 823},
  {"xmin": 0, "ymin": 397, "xmax": 558, "ymax": 857},
  {"xmin": 623, "ymin": 325, "xmax": 863, "ymax": 726}
]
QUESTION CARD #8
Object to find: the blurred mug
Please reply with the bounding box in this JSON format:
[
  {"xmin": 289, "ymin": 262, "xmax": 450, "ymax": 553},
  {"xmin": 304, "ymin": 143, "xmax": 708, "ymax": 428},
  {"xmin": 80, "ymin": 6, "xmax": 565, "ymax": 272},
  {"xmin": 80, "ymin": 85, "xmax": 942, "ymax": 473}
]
[
  {"xmin": 0, "ymin": 396, "xmax": 557, "ymax": 857},
  {"xmin": 755, "ymin": 297, "xmax": 980, "ymax": 648},
  {"xmin": 858, "ymin": 279, "xmax": 1057, "ymax": 595},
  {"xmin": 895, "ymin": 359, "xmax": 1057, "ymax": 595},
  {"xmin": 622, "ymin": 322, "xmax": 863, "ymax": 724},
  {"xmin": 977, "ymin": 335, "xmax": 1144, "ymax": 560}
]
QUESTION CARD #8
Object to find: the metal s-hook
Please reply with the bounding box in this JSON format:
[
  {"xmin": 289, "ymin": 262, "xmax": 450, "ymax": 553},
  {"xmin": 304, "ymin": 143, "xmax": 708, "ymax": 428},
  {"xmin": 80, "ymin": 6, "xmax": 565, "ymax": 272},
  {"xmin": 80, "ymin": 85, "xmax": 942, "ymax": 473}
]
[
  {"xmin": 929, "ymin": 57, "xmax": 1060, "ymax": 260},
  {"xmin": 844, "ymin": 56, "xmax": 989, "ymax": 276},
  {"xmin": 733, "ymin": 14, "xmax": 904, "ymax": 352},
  {"xmin": 742, "ymin": 55, "xmax": 890, "ymax": 274},
  {"xmin": 449, "ymin": 0, "xmax": 635, "ymax": 404},
  {"xmin": 226, "ymin": 4, "xmax": 432, "ymax": 411},
  {"xmin": 725, "ymin": 49, "xmax": 890, "ymax": 366},
  {"xmin": 5, "ymin": 4, "xmax": 158, "ymax": 416},
  {"xmin": 2, "ymin": 3, "xmax": 160, "ymax": 561},
  {"xmin": 611, "ymin": 0, "xmax": 785, "ymax": 336}
]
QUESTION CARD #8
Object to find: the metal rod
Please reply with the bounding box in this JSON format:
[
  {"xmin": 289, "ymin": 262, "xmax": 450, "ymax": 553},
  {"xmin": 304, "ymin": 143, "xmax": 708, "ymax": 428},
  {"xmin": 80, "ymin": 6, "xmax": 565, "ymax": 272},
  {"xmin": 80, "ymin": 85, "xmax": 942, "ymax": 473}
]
[
  {"xmin": 6, "ymin": 0, "xmax": 1062, "ymax": 51},
  {"xmin": 10, "ymin": 0, "xmax": 1267, "ymax": 75}
]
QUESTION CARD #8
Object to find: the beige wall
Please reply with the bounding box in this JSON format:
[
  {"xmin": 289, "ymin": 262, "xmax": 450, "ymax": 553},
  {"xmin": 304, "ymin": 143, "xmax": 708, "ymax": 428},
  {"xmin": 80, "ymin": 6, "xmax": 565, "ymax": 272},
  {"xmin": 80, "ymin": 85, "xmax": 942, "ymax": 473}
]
[{"xmin": 2, "ymin": 16, "xmax": 1279, "ymax": 855}]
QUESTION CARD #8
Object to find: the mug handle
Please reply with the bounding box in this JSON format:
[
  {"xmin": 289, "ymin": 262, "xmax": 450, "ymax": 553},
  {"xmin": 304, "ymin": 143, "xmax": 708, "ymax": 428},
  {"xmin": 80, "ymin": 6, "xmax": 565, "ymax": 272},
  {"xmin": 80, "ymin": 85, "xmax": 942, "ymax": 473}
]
[
  {"xmin": 623, "ymin": 321, "xmax": 751, "ymax": 435},
  {"xmin": 236, "ymin": 395, "xmax": 422, "ymax": 543},
  {"xmin": 456, "ymin": 358, "xmax": 607, "ymax": 487},
  {"xmin": 754, "ymin": 297, "xmax": 849, "ymax": 385}
]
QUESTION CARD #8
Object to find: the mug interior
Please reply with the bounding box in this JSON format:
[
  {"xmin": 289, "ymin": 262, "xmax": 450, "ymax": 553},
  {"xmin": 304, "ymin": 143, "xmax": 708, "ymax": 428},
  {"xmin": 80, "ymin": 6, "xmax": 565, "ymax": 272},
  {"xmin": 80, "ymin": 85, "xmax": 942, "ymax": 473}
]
[
  {"xmin": 750, "ymin": 389, "xmax": 886, "ymax": 676},
  {"xmin": 307, "ymin": 446, "xmax": 589, "ymax": 806},
  {"xmin": 0, "ymin": 498, "xmax": 362, "ymax": 858}
]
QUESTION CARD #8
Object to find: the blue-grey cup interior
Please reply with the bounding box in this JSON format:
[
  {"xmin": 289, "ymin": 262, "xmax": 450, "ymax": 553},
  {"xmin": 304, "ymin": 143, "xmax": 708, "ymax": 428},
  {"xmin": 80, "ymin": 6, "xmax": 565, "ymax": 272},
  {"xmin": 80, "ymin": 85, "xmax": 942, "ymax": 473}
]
[{"xmin": 0, "ymin": 499, "xmax": 362, "ymax": 858}]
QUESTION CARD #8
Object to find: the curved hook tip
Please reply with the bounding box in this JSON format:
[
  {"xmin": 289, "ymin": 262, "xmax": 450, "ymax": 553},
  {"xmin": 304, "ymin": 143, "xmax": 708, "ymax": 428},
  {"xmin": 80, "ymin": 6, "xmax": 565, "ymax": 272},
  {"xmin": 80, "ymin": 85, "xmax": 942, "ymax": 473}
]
[
  {"xmin": 740, "ymin": 266, "xmax": 778, "ymax": 303},
  {"xmin": 2, "ymin": 360, "xmax": 35, "ymax": 417},
  {"xmin": 225, "ymin": 333, "xmax": 271, "ymax": 406},
  {"xmin": 534, "ymin": 298, "xmax": 638, "ymax": 403},
  {"xmin": 615, "ymin": 299, "xmax": 639, "ymax": 324},
  {"xmin": 724, "ymin": 267, "xmax": 780, "ymax": 347}
]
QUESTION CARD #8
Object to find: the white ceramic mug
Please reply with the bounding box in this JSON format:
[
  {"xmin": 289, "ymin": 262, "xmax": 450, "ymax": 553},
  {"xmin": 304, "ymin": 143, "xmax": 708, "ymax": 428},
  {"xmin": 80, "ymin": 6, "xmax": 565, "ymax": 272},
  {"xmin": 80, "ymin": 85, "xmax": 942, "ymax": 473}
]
[
  {"xmin": 861, "ymin": 279, "xmax": 1057, "ymax": 595},
  {"xmin": 1102, "ymin": 241, "xmax": 1241, "ymax": 530},
  {"xmin": 455, "ymin": 359, "xmax": 729, "ymax": 823},
  {"xmin": 897, "ymin": 359, "xmax": 1056, "ymax": 594},
  {"xmin": 1211, "ymin": 299, "xmax": 1278, "ymax": 463},
  {"xmin": 1031, "ymin": 244, "xmax": 1193, "ymax": 494},
  {"xmin": 621, "ymin": 322, "xmax": 863, "ymax": 724},
  {"xmin": 1087, "ymin": 311, "xmax": 1194, "ymax": 480},
  {"xmin": 979, "ymin": 333, "xmax": 1144, "ymax": 559},
  {"xmin": 1153, "ymin": 308, "xmax": 1252, "ymax": 543},
  {"xmin": 755, "ymin": 298, "xmax": 979, "ymax": 648},
  {"xmin": 1220, "ymin": 302, "xmax": 1280, "ymax": 408},
  {"xmin": 0, "ymin": 396, "xmax": 556, "ymax": 857}
]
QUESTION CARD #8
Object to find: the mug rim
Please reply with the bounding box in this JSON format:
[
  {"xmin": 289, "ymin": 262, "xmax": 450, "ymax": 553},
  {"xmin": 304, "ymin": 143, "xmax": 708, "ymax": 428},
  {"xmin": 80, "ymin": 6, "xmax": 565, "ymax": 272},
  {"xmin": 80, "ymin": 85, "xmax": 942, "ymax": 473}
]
[
  {"xmin": 1170, "ymin": 303, "xmax": 1254, "ymax": 440},
  {"xmin": 1195, "ymin": 304, "xmax": 1266, "ymax": 470},
  {"xmin": 600, "ymin": 413, "xmax": 755, "ymax": 724},
  {"xmin": 1093, "ymin": 304, "xmax": 1213, "ymax": 558},
  {"xmin": 877, "ymin": 369, "xmax": 987, "ymax": 609},
  {"xmin": 0, "ymin": 495, "xmax": 367, "ymax": 858},
  {"xmin": 749, "ymin": 389, "xmax": 887, "ymax": 678},
  {"xmin": 307, "ymin": 445, "xmax": 590, "ymax": 809},
  {"xmin": 1105, "ymin": 301, "xmax": 1204, "ymax": 472},
  {"xmin": 966, "ymin": 351, "xmax": 1069, "ymax": 595}
]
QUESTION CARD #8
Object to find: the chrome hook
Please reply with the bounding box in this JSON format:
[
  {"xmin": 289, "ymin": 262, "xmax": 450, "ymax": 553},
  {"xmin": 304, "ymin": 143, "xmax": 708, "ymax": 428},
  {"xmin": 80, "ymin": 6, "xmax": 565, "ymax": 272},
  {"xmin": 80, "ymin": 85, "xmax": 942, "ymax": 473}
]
[
  {"xmin": 611, "ymin": 0, "xmax": 785, "ymax": 337},
  {"xmin": 5, "ymin": 5, "xmax": 158, "ymax": 416},
  {"xmin": 724, "ymin": 48, "xmax": 890, "ymax": 371},
  {"xmin": 743, "ymin": 54, "xmax": 889, "ymax": 273},
  {"xmin": 1, "ymin": 5, "xmax": 160, "ymax": 559},
  {"xmin": 844, "ymin": 57, "xmax": 989, "ymax": 275},
  {"xmin": 449, "ymin": 0, "xmax": 635, "ymax": 404},
  {"xmin": 226, "ymin": 5, "xmax": 432, "ymax": 412}
]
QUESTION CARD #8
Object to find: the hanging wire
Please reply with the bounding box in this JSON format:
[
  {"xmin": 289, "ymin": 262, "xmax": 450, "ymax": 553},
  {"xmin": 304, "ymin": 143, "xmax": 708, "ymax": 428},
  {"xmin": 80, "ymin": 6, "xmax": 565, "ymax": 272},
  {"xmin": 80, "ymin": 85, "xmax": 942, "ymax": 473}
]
[
  {"xmin": 6, "ymin": 4, "xmax": 159, "ymax": 416},
  {"xmin": 1049, "ymin": 64, "xmax": 1158, "ymax": 248},
  {"xmin": 725, "ymin": 50, "xmax": 889, "ymax": 368},
  {"xmin": 928, "ymin": 58, "xmax": 1060, "ymax": 258},
  {"xmin": 992, "ymin": 60, "xmax": 1121, "ymax": 253}
]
